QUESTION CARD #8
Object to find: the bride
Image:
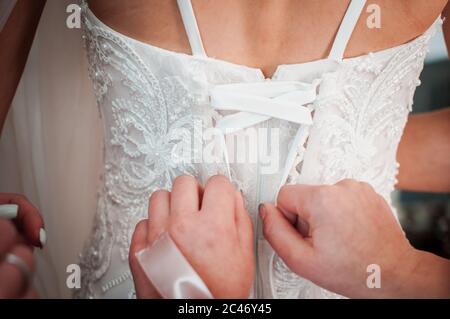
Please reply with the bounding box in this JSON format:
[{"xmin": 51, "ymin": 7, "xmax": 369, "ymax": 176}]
[{"xmin": 0, "ymin": 0, "xmax": 449, "ymax": 298}]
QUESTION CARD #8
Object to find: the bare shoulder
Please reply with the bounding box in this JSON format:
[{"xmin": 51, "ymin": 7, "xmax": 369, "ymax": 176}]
[
  {"xmin": 348, "ymin": 0, "xmax": 447, "ymax": 57},
  {"xmin": 382, "ymin": 0, "xmax": 446, "ymax": 35},
  {"xmin": 87, "ymin": 0, "xmax": 189, "ymax": 53},
  {"xmin": 402, "ymin": 0, "xmax": 447, "ymax": 30}
]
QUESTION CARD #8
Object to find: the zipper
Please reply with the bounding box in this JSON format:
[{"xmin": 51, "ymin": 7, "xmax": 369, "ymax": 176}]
[
  {"xmin": 254, "ymin": 77, "xmax": 272, "ymax": 298},
  {"xmin": 254, "ymin": 118, "xmax": 270, "ymax": 298},
  {"xmin": 254, "ymin": 152, "xmax": 261, "ymax": 298}
]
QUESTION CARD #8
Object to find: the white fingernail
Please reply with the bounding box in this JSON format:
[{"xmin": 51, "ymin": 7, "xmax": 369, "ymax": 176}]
[
  {"xmin": 0, "ymin": 204, "xmax": 18, "ymax": 219},
  {"xmin": 39, "ymin": 228, "xmax": 47, "ymax": 247}
]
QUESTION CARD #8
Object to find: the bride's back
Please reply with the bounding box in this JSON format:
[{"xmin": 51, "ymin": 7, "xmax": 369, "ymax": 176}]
[
  {"xmin": 75, "ymin": 0, "xmax": 446, "ymax": 299},
  {"xmin": 88, "ymin": 0, "xmax": 446, "ymax": 77}
]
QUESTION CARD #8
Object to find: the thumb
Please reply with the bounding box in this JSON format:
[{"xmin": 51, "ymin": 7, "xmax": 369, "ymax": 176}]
[
  {"xmin": 277, "ymin": 184, "xmax": 323, "ymax": 223},
  {"xmin": 260, "ymin": 203, "xmax": 315, "ymax": 278},
  {"xmin": 129, "ymin": 219, "xmax": 161, "ymax": 299}
]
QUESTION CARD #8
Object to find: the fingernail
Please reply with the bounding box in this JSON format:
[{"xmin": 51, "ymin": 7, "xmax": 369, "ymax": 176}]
[
  {"xmin": 39, "ymin": 228, "xmax": 47, "ymax": 248},
  {"xmin": 258, "ymin": 204, "xmax": 266, "ymax": 220},
  {"xmin": 0, "ymin": 204, "xmax": 18, "ymax": 219}
]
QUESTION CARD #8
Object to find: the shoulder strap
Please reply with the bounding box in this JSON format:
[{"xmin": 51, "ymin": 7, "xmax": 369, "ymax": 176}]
[
  {"xmin": 328, "ymin": 0, "xmax": 367, "ymax": 61},
  {"xmin": 177, "ymin": 0, "xmax": 366, "ymax": 61},
  {"xmin": 176, "ymin": 0, "xmax": 207, "ymax": 57}
]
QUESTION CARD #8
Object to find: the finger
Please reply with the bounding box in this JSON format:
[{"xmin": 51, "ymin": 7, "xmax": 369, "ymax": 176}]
[
  {"xmin": 129, "ymin": 220, "xmax": 160, "ymax": 299},
  {"xmin": 130, "ymin": 220, "xmax": 149, "ymax": 257},
  {"xmin": 276, "ymin": 208, "xmax": 310, "ymax": 237},
  {"xmin": 278, "ymin": 207, "xmax": 297, "ymax": 225},
  {"xmin": 0, "ymin": 220, "xmax": 19, "ymax": 258},
  {"xmin": 0, "ymin": 194, "xmax": 44, "ymax": 248},
  {"xmin": 171, "ymin": 176, "xmax": 201, "ymax": 216},
  {"xmin": 147, "ymin": 190, "xmax": 170, "ymax": 243},
  {"xmin": 201, "ymin": 175, "xmax": 235, "ymax": 224},
  {"xmin": 277, "ymin": 184, "xmax": 322, "ymax": 222},
  {"xmin": 0, "ymin": 244, "xmax": 35, "ymax": 299},
  {"xmin": 260, "ymin": 203, "xmax": 315, "ymax": 278},
  {"xmin": 234, "ymin": 191, "xmax": 253, "ymax": 253}
]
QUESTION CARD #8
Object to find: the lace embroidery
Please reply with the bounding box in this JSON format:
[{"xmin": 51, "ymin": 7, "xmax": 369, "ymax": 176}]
[
  {"xmin": 313, "ymin": 29, "xmax": 432, "ymax": 201},
  {"xmin": 76, "ymin": 5, "xmax": 203, "ymax": 297}
]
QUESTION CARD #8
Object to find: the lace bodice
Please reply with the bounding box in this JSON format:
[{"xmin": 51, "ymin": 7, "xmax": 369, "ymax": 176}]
[{"xmin": 75, "ymin": 0, "xmax": 441, "ymax": 298}]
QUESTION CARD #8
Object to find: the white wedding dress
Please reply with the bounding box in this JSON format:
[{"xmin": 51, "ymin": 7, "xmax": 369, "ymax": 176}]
[
  {"xmin": 72, "ymin": 0, "xmax": 442, "ymax": 299},
  {"xmin": 0, "ymin": 0, "xmax": 440, "ymax": 298}
]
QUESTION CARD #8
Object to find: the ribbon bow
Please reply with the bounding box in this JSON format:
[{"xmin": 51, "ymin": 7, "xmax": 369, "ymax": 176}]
[{"xmin": 209, "ymin": 79, "xmax": 320, "ymax": 192}]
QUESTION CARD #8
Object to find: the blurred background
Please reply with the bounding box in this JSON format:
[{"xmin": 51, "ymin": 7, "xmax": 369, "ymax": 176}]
[{"xmin": 395, "ymin": 25, "xmax": 450, "ymax": 259}]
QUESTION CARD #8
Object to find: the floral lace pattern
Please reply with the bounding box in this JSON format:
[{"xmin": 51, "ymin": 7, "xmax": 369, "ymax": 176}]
[
  {"xmin": 300, "ymin": 30, "xmax": 433, "ymax": 201},
  {"xmin": 271, "ymin": 20, "xmax": 439, "ymax": 299},
  {"xmin": 78, "ymin": 0, "xmax": 440, "ymax": 299},
  {"xmin": 76, "ymin": 4, "xmax": 205, "ymax": 298}
]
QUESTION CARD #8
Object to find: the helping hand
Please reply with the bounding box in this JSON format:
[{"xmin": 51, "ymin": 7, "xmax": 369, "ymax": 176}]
[{"xmin": 129, "ymin": 175, "xmax": 255, "ymax": 299}]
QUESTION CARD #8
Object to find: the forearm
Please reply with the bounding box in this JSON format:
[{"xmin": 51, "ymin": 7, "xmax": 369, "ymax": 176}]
[
  {"xmin": 361, "ymin": 248, "xmax": 450, "ymax": 299},
  {"xmin": 0, "ymin": 0, "xmax": 46, "ymax": 133},
  {"xmin": 396, "ymin": 108, "xmax": 450, "ymax": 192},
  {"xmin": 392, "ymin": 249, "xmax": 450, "ymax": 298}
]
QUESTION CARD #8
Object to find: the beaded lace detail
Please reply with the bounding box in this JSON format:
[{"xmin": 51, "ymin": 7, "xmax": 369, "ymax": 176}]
[{"xmin": 76, "ymin": 3, "xmax": 205, "ymax": 298}]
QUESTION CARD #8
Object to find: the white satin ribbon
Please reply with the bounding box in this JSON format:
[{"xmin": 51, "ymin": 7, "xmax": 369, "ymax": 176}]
[
  {"xmin": 210, "ymin": 79, "xmax": 320, "ymax": 189},
  {"xmin": 136, "ymin": 232, "xmax": 213, "ymax": 299}
]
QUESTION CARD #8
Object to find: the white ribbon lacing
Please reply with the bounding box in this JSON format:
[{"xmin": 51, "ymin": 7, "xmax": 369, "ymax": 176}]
[{"xmin": 210, "ymin": 79, "xmax": 320, "ymax": 192}]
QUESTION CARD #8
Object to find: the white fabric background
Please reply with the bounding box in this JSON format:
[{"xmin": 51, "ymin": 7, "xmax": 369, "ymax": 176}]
[{"xmin": 0, "ymin": 0, "xmax": 102, "ymax": 298}]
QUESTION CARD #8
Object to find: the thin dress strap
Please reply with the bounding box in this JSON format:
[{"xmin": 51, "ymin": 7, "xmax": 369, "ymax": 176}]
[
  {"xmin": 176, "ymin": 0, "xmax": 207, "ymax": 57},
  {"xmin": 328, "ymin": 0, "xmax": 367, "ymax": 61},
  {"xmin": 177, "ymin": 0, "xmax": 366, "ymax": 60}
]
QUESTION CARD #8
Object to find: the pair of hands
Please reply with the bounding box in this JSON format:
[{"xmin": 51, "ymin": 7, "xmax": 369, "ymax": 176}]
[
  {"xmin": 0, "ymin": 193, "xmax": 45, "ymax": 298},
  {"xmin": 130, "ymin": 175, "xmax": 439, "ymax": 299}
]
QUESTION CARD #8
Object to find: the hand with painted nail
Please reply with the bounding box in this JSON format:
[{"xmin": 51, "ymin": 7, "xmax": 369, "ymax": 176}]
[
  {"xmin": 129, "ymin": 175, "xmax": 255, "ymax": 299},
  {"xmin": 260, "ymin": 179, "xmax": 450, "ymax": 298},
  {"xmin": 0, "ymin": 219, "xmax": 38, "ymax": 298},
  {"xmin": 0, "ymin": 193, "xmax": 46, "ymax": 248}
]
